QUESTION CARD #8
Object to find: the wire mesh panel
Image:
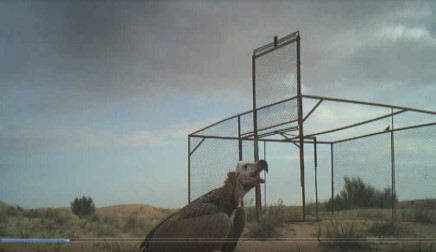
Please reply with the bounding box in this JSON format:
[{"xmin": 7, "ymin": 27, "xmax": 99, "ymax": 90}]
[
  {"xmin": 256, "ymin": 100, "xmax": 299, "ymax": 136},
  {"xmin": 395, "ymin": 126, "xmax": 436, "ymax": 224},
  {"xmin": 193, "ymin": 117, "xmax": 239, "ymax": 138},
  {"xmin": 309, "ymin": 144, "xmax": 334, "ymax": 219},
  {"xmin": 333, "ymin": 133, "xmax": 393, "ymax": 220},
  {"xmin": 241, "ymin": 140, "xmax": 256, "ymax": 206},
  {"xmin": 263, "ymin": 142, "xmax": 303, "ymax": 220},
  {"xmin": 189, "ymin": 138, "xmax": 239, "ymax": 201},
  {"xmin": 253, "ymin": 33, "xmax": 299, "ymax": 137}
]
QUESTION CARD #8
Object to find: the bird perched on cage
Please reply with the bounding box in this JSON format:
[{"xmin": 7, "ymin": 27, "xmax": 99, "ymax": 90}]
[
  {"xmin": 385, "ymin": 125, "xmax": 391, "ymax": 132},
  {"xmin": 139, "ymin": 160, "xmax": 268, "ymax": 252}
]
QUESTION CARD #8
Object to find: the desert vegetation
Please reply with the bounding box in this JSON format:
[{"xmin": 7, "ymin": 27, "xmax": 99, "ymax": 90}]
[
  {"xmin": 0, "ymin": 176, "xmax": 435, "ymax": 252},
  {"xmin": 245, "ymin": 200, "xmax": 296, "ymax": 238},
  {"xmin": 70, "ymin": 196, "xmax": 96, "ymax": 218},
  {"xmin": 0, "ymin": 202, "xmax": 174, "ymax": 240},
  {"xmin": 326, "ymin": 176, "xmax": 397, "ymax": 211}
]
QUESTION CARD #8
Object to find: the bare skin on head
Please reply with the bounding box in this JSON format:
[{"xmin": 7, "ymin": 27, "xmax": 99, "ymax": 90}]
[{"xmin": 139, "ymin": 160, "xmax": 268, "ymax": 252}]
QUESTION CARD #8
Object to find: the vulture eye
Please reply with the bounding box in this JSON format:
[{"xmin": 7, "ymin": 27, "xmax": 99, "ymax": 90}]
[{"xmin": 243, "ymin": 164, "xmax": 248, "ymax": 169}]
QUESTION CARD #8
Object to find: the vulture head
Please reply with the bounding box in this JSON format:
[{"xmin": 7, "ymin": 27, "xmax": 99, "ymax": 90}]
[{"xmin": 235, "ymin": 160, "xmax": 268, "ymax": 190}]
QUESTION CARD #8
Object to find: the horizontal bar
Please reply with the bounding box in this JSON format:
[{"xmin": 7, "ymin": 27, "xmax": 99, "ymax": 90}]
[
  {"xmin": 334, "ymin": 121, "xmax": 436, "ymax": 144},
  {"xmin": 189, "ymin": 114, "xmax": 246, "ymax": 136},
  {"xmin": 256, "ymin": 95, "xmax": 298, "ymax": 111},
  {"xmin": 189, "ymin": 134, "xmax": 333, "ymax": 145},
  {"xmin": 191, "ymin": 96, "xmax": 297, "ymax": 136},
  {"xmin": 303, "ymin": 94, "xmax": 436, "ymax": 116},
  {"xmin": 257, "ymin": 126, "xmax": 299, "ymax": 139},
  {"xmin": 304, "ymin": 109, "xmax": 407, "ymax": 138},
  {"xmin": 254, "ymin": 37, "xmax": 298, "ymax": 59},
  {"xmin": 241, "ymin": 118, "xmax": 298, "ymax": 138},
  {"xmin": 253, "ymin": 31, "xmax": 299, "ymax": 57}
]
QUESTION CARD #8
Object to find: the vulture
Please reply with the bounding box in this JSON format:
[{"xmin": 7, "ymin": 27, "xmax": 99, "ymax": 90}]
[{"xmin": 139, "ymin": 160, "xmax": 268, "ymax": 252}]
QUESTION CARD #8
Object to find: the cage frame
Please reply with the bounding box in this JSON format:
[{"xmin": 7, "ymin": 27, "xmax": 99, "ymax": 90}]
[{"xmin": 187, "ymin": 31, "xmax": 436, "ymax": 221}]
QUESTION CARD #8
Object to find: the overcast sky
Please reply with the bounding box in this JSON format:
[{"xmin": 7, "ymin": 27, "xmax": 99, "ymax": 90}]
[{"xmin": 1, "ymin": 0, "xmax": 435, "ymax": 209}]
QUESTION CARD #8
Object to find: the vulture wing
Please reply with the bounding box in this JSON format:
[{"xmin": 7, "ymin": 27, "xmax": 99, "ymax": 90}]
[
  {"xmin": 222, "ymin": 207, "xmax": 246, "ymax": 252},
  {"xmin": 139, "ymin": 202, "xmax": 232, "ymax": 252}
]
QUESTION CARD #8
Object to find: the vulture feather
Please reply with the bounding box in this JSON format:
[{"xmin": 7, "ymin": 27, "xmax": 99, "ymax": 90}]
[{"xmin": 139, "ymin": 160, "xmax": 268, "ymax": 252}]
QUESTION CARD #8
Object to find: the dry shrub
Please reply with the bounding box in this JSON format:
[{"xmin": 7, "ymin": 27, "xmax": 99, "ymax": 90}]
[
  {"xmin": 318, "ymin": 221, "xmax": 367, "ymax": 252},
  {"xmin": 401, "ymin": 199, "xmax": 436, "ymax": 224},
  {"xmin": 246, "ymin": 200, "xmax": 288, "ymax": 238}
]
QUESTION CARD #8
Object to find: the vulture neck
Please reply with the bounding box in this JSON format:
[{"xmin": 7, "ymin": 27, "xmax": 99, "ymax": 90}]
[{"xmin": 210, "ymin": 172, "xmax": 249, "ymax": 216}]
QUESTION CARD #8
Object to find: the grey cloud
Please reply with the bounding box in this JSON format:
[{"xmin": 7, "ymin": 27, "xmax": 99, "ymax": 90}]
[{"xmin": 1, "ymin": 0, "xmax": 435, "ymax": 118}]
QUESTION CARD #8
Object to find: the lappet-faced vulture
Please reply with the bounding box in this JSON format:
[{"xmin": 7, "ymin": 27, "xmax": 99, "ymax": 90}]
[{"xmin": 139, "ymin": 160, "xmax": 268, "ymax": 252}]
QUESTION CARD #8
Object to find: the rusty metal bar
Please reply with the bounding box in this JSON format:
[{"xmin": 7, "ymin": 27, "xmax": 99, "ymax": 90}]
[
  {"xmin": 314, "ymin": 137, "xmax": 319, "ymax": 221},
  {"xmin": 189, "ymin": 109, "xmax": 253, "ymax": 136},
  {"xmin": 256, "ymin": 125, "xmax": 299, "ymax": 139},
  {"xmin": 334, "ymin": 121, "xmax": 436, "ymax": 144},
  {"xmin": 257, "ymin": 95, "xmax": 298, "ymax": 110},
  {"xmin": 303, "ymin": 99, "xmax": 324, "ymax": 123},
  {"xmin": 191, "ymin": 96, "xmax": 297, "ymax": 137},
  {"xmin": 330, "ymin": 143, "xmax": 335, "ymax": 216},
  {"xmin": 253, "ymin": 31, "xmax": 299, "ymax": 58},
  {"xmin": 252, "ymin": 51, "xmax": 261, "ymax": 221},
  {"xmin": 238, "ymin": 116, "xmax": 242, "ymax": 161},
  {"xmin": 296, "ymin": 34, "xmax": 305, "ymax": 221},
  {"xmin": 188, "ymin": 137, "xmax": 191, "ymax": 203},
  {"xmin": 304, "ymin": 109, "xmax": 407, "ymax": 139},
  {"xmin": 189, "ymin": 134, "xmax": 334, "ymax": 145},
  {"xmin": 263, "ymin": 141, "xmax": 267, "ymax": 208},
  {"xmin": 189, "ymin": 137, "xmax": 206, "ymax": 156},
  {"xmin": 303, "ymin": 94, "xmax": 436, "ymax": 116},
  {"xmin": 241, "ymin": 117, "xmax": 298, "ymax": 138},
  {"xmin": 391, "ymin": 109, "xmax": 396, "ymax": 222}
]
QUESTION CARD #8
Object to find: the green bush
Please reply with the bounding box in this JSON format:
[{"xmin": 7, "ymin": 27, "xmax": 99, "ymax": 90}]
[
  {"xmin": 5, "ymin": 205, "xmax": 24, "ymax": 217},
  {"xmin": 327, "ymin": 176, "xmax": 397, "ymax": 211},
  {"xmin": 70, "ymin": 196, "xmax": 96, "ymax": 218},
  {"xmin": 0, "ymin": 209, "xmax": 7, "ymax": 236}
]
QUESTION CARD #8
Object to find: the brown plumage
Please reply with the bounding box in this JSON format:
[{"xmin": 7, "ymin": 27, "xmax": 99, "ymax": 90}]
[{"xmin": 139, "ymin": 160, "xmax": 268, "ymax": 252}]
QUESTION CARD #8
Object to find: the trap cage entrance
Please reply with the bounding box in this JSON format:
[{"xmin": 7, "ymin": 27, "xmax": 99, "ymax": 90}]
[{"xmin": 188, "ymin": 31, "xmax": 436, "ymax": 222}]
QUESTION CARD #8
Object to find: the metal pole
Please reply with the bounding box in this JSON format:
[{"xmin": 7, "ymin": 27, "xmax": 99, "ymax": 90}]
[
  {"xmin": 238, "ymin": 116, "xmax": 242, "ymax": 161},
  {"xmin": 314, "ymin": 138, "xmax": 319, "ymax": 221},
  {"xmin": 331, "ymin": 143, "xmax": 335, "ymax": 216},
  {"xmin": 188, "ymin": 136, "xmax": 191, "ymax": 203},
  {"xmin": 391, "ymin": 108, "xmax": 396, "ymax": 221},
  {"xmin": 238, "ymin": 116, "xmax": 244, "ymax": 207},
  {"xmin": 252, "ymin": 52, "xmax": 261, "ymax": 220},
  {"xmin": 264, "ymin": 141, "xmax": 267, "ymax": 208},
  {"xmin": 296, "ymin": 34, "xmax": 305, "ymax": 221}
]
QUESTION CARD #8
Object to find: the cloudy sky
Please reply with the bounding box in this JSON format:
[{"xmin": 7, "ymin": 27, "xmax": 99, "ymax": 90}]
[{"xmin": 1, "ymin": 0, "xmax": 435, "ymax": 209}]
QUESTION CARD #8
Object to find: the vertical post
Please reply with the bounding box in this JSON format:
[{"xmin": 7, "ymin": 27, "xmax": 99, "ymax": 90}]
[
  {"xmin": 296, "ymin": 33, "xmax": 305, "ymax": 221},
  {"xmin": 238, "ymin": 116, "xmax": 244, "ymax": 207},
  {"xmin": 330, "ymin": 143, "xmax": 335, "ymax": 216},
  {"xmin": 264, "ymin": 141, "xmax": 267, "ymax": 208},
  {"xmin": 238, "ymin": 116, "xmax": 243, "ymax": 161},
  {"xmin": 314, "ymin": 138, "xmax": 319, "ymax": 221},
  {"xmin": 252, "ymin": 52, "xmax": 261, "ymax": 220},
  {"xmin": 188, "ymin": 136, "xmax": 191, "ymax": 204},
  {"xmin": 391, "ymin": 108, "xmax": 396, "ymax": 221}
]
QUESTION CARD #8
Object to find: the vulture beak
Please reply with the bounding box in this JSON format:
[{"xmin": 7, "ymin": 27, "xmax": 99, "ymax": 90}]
[{"xmin": 256, "ymin": 160, "xmax": 268, "ymax": 183}]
